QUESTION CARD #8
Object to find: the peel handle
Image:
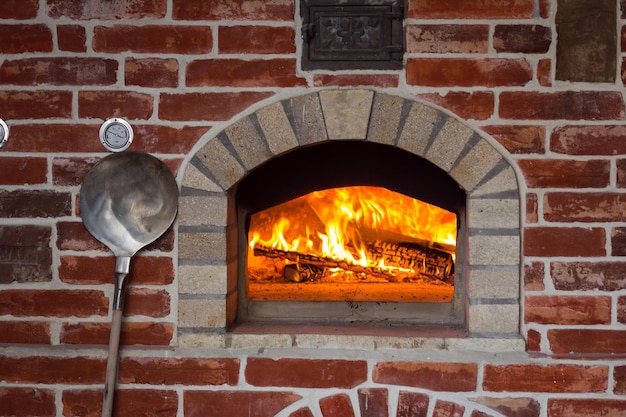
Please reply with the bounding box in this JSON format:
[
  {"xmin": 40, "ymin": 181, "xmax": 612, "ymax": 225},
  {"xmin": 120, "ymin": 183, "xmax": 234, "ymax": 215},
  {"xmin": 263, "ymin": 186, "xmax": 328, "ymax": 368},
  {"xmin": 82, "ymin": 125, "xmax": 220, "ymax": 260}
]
[
  {"xmin": 101, "ymin": 262, "xmax": 130, "ymax": 417},
  {"xmin": 101, "ymin": 307, "xmax": 123, "ymax": 417}
]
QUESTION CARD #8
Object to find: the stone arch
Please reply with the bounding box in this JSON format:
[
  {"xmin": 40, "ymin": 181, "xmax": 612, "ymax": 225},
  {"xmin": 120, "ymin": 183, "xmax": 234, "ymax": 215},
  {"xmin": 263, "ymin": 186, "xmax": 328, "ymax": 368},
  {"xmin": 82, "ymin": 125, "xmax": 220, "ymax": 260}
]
[
  {"xmin": 177, "ymin": 89, "xmax": 522, "ymax": 349},
  {"xmin": 278, "ymin": 390, "xmax": 514, "ymax": 417}
]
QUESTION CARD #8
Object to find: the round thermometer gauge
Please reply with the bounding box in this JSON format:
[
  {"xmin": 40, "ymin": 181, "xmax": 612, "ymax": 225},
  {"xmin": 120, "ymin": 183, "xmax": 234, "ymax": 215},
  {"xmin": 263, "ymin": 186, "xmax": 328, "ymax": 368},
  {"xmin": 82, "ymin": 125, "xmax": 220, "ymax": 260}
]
[
  {"xmin": 99, "ymin": 118, "xmax": 134, "ymax": 152},
  {"xmin": 0, "ymin": 118, "xmax": 9, "ymax": 149}
]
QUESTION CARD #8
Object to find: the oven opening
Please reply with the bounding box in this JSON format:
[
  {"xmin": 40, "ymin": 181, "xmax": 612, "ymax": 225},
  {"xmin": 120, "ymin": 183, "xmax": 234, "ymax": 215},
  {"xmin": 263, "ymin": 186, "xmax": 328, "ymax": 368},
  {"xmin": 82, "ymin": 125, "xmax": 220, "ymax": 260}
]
[
  {"xmin": 247, "ymin": 185, "xmax": 457, "ymax": 303},
  {"xmin": 233, "ymin": 141, "xmax": 467, "ymax": 330}
]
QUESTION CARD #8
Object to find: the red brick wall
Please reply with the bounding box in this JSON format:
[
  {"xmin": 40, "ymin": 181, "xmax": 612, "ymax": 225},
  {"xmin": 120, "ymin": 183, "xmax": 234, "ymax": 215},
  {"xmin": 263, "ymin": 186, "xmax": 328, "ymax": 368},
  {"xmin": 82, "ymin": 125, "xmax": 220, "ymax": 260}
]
[{"xmin": 1, "ymin": 0, "xmax": 626, "ymax": 416}]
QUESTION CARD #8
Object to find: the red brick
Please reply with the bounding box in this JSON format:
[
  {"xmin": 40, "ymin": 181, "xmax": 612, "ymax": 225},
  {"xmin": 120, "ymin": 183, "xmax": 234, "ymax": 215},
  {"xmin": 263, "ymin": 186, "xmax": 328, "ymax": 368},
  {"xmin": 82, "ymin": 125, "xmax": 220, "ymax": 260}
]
[
  {"xmin": 320, "ymin": 393, "xmax": 356, "ymax": 417},
  {"xmin": 62, "ymin": 389, "xmax": 177, "ymax": 417},
  {"xmin": 0, "ymin": 321, "xmax": 50, "ymax": 344},
  {"xmin": 187, "ymin": 58, "xmax": 306, "ymax": 87},
  {"xmin": 0, "ymin": 157, "xmax": 47, "ymax": 185},
  {"xmin": 219, "ymin": 26, "xmax": 295, "ymax": 54},
  {"xmin": 0, "ymin": 356, "xmax": 104, "ymax": 384},
  {"xmin": 59, "ymin": 255, "xmax": 174, "ymax": 285},
  {"xmin": 0, "ymin": 190, "xmax": 72, "ymax": 218},
  {"xmin": 373, "ymin": 362, "xmax": 477, "ymax": 392},
  {"xmin": 552, "ymin": 125, "xmax": 626, "ymax": 155},
  {"xmin": 407, "ymin": 0, "xmax": 534, "ymax": 18},
  {"xmin": 499, "ymin": 91, "xmax": 625, "ymax": 120},
  {"xmin": 537, "ymin": 58, "xmax": 551, "ymax": 86},
  {"xmin": 127, "ymin": 125, "xmax": 208, "ymax": 154},
  {"xmin": 618, "ymin": 296, "xmax": 626, "ymax": 324},
  {"xmin": 406, "ymin": 25, "xmax": 488, "ymax": 53},
  {"xmin": 0, "ymin": 289, "xmax": 108, "ymax": 318},
  {"xmin": 173, "ymin": 0, "xmax": 293, "ymax": 21},
  {"xmin": 517, "ymin": 159, "xmax": 609, "ymax": 188},
  {"xmin": 158, "ymin": 158, "xmax": 182, "ymax": 175},
  {"xmin": 545, "ymin": 192, "xmax": 626, "ymax": 222},
  {"xmin": 483, "ymin": 364, "xmax": 608, "ymax": 393},
  {"xmin": 483, "ymin": 125, "xmax": 545, "ymax": 154},
  {"xmin": 524, "ymin": 262, "xmax": 544, "ymax": 290},
  {"xmin": 57, "ymin": 221, "xmax": 107, "ymax": 251},
  {"xmin": 611, "ymin": 227, "xmax": 626, "ymax": 256},
  {"xmin": 246, "ymin": 358, "xmax": 367, "ymax": 388},
  {"xmin": 57, "ymin": 25, "xmax": 86, "ymax": 52},
  {"xmin": 0, "ymin": 57, "xmax": 117, "ymax": 86},
  {"xmin": 0, "ymin": 388, "xmax": 55, "ymax": 417},
  {"xmin": 406, "ymin": 58, "xmax": 532, "ymax": 87},
  {"xmin": 0, "ymin": 24, "xmax": 53, "ymax": 53},
  {"xmin": 526, "ymin": 193, "xmax": 538, "ymax": 223},
  {"xmin": 313, "ymin": 74, "xmax": 399, "ymax": 88},
  {"xmin": 396, "ymin": 391, "xmax": 429, "ymax": 417},
  {"xmin": 159, "ymin": 92, "xmax": 273, "ymax": 121},
  {"xmin": 493, "ymin": 25, "xmax": 551, "ymax": 53},
  {"xmin": 48, "ymin": 0, "xmax": 166, "ymax": 19},
  {"xmin": 0, "ymin": 92, "xmax": 72, "ymax": 121},
  {"xmin": 290, "ymin": 408, "xmax": 315, "ymax": 417},
  {"xmin": 551, "ymin": 261, "xmax": 626, "ymax": 291},
  {"xmin": 1, "ymin": 0, "xmax": 39, "ymax": 19},
  {"xmin": 0, "ymin": 225, "xmax": 52, "ymax": 284},
  {"xmin": 184, "ymin": 391, "xmax": 300, "ymax": 417},
  {"xmin": 617, "ymin": 159, "xmax": 626, "ymax": 188},
  {"xmin": 548, "ymin": 399, "xmax": 626, "ymax": 417},
  {"xmin": 120, "ymin": 357, "xmax": 239, "ymax": 385},
  {"xmin": 78, "ymin": 90, "xmax": 153, "ymax": 119},
  {"xmin": 539, "ymin": 0, "xmax": 550, "ymax": 18},
  {"xmin": 124, "ymin": 288, "xmax": 170, "ymax": 318},
  {"xmin": 472, "ymin": 412, "xmax": 494, "ymax": 417},
  {"xmin": 524, "ymin": 227, "xmax": 605, "ymax": 257},
  {"xmin": 548, "ymin": 329, "xmax": 626, "ymax": 354},
  {"xmin": 419, "ymin": 91, "xmax": 494, "ymax": 120},
  {"xmin": 125, "ymin": 58, "xmax": 179, "ymax": 88},
  {"xmin": 524, "ymin": 295, "xmax": 611, "ymax": 325},
  {"xmin": 7, "ymin": 124, "xmax": 99, "ymax": 152},
  {"xmin": 358, "ymin": 388, "xmax": 389, "ymax": 417},
  {"xmin": 615, "ymin": 366, "xmax": 626, "ymax": 394},
  {"xmin": 94, "ymin": 25, "xmax": 211, "ymax": 54},
  {"xmin": 471, "ymin": 397, "xmax": 540, "ymax": 417},
  {"xmin": 527, "ymin": 329, "xmax": 541, "ymax": 352},
  {"xmin": 52, "ymin": 156, "xmax": 98, "ymax": 186},
  {"xmin": 61, "ymin": 322, "xmax": 174, "ymax": 345},
  {"xmin": 432, "ymin": 400, "xmax": 465, "ymax": 417}
]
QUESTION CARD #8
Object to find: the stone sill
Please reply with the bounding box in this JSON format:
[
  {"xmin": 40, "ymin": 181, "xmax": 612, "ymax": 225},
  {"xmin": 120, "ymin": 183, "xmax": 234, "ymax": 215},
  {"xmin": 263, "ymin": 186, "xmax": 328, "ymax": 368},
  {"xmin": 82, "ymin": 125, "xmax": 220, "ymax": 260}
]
[{"xmin": 178, "ymin": 326, "xmax": 526, "ymax": 353}]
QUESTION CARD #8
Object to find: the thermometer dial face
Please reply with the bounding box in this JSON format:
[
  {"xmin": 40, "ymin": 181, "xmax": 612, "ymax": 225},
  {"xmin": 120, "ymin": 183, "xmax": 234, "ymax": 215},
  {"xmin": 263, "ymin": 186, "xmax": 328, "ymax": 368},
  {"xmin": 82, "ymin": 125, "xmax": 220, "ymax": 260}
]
[
  {"xmin": 99, "ymin": 118, "xmax": 134, "ymax": 152},
  {"xmin": 0, "ymin": 119, "xmax": 8, "ymax": 149}
]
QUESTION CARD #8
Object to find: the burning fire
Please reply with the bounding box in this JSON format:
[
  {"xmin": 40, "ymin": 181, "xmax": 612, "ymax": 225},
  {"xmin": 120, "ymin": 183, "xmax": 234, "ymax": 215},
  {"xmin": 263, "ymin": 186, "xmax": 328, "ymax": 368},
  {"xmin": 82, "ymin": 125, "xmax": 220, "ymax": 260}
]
[{"xmin": 248, "ymin": 186, "xmax": 456, "ymax": 281}]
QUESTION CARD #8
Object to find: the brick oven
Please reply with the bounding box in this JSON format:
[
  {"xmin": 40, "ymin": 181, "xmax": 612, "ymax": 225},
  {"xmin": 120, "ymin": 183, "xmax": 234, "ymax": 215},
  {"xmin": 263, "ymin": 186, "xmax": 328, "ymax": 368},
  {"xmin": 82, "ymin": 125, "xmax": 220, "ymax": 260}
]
[
  {"xmin": 179, "ymin": 89, "xmax": 521, "ymax": 337},
  {"xmin": 1, "ymin": 1, "xmax": 626, "ymax": 417}
]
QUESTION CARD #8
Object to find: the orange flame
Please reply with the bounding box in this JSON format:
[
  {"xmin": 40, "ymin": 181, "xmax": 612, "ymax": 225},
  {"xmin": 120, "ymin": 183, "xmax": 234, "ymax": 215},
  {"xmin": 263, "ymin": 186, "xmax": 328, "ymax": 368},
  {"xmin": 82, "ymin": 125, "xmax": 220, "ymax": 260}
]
[{"xmin": 248, "ymin": 186, "xmax": 456, "ymax": 274}]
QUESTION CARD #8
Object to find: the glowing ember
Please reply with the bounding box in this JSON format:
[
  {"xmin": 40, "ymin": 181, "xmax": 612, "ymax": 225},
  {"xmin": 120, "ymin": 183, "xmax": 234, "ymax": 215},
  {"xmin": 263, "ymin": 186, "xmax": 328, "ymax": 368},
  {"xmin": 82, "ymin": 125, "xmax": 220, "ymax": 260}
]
[{"xmin": 247, "ymin": 186, "xmax": 457, "ymax": 298}]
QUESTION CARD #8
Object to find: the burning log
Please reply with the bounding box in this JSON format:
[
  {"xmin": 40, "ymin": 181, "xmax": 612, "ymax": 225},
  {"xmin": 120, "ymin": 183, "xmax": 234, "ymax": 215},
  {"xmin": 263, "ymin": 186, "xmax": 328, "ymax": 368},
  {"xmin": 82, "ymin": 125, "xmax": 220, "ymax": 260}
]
[
  {"xmin": 365, "ymin": 240, "xmax": 454, "ymax": 280},
  {"xmin": 283, "ymin": 263, "xmax": 324, "ymax": 282},
  {"xmin": 254, "ymin": 245, "xmax": 393, "ymax": 281},
  {"xmin": 253, "ymin": 241, "xmax": 454, "ymax": 283}
]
